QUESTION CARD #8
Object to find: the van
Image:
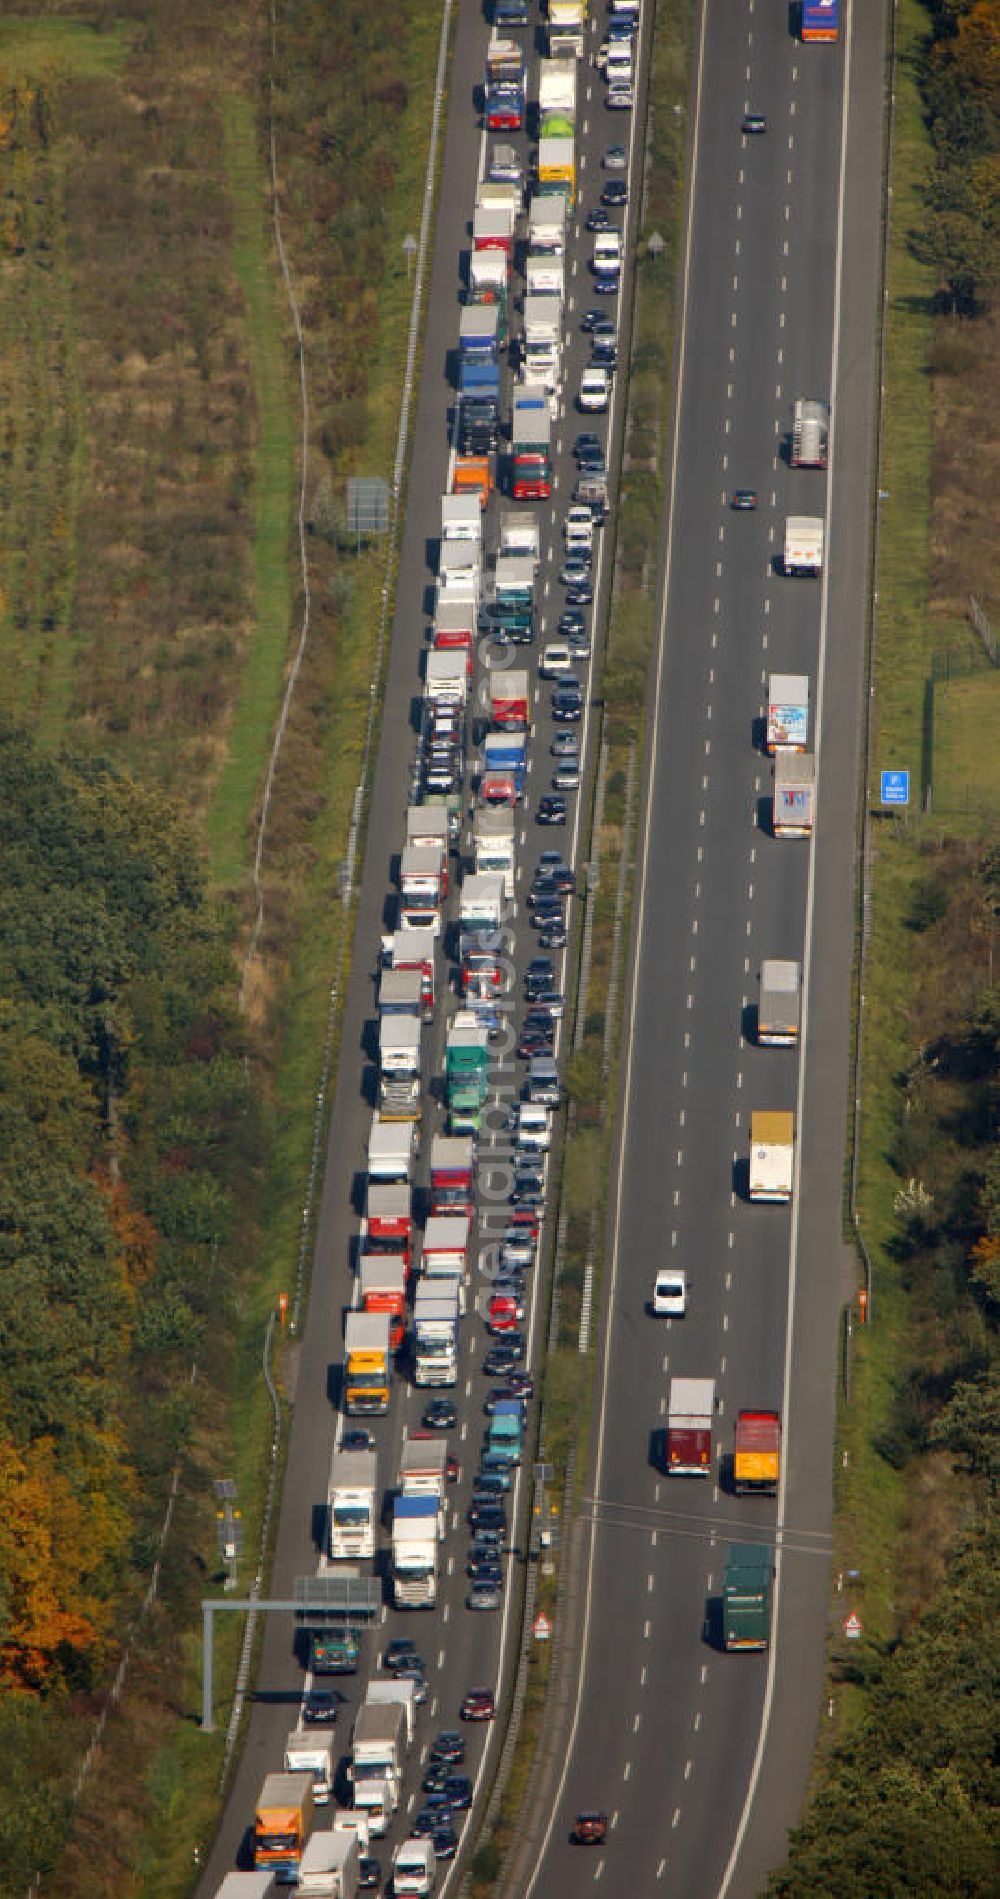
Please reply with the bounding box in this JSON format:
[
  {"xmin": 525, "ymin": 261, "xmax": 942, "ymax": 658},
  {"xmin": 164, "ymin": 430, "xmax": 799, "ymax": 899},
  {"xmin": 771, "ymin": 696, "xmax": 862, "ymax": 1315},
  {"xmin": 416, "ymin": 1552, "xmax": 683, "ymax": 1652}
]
[
  {"xmin": 527, "ymin": 1057, "xmax": 561, "ymax": 1106},
  {"xmin": 605, "ymin": 46, "xmax": 633, "ymax": 85},
  {"xmin": 392, "ymin": 1835, "xmax": 436, "ymax": 1896},
  {"xmin": 515, "ymin": 1103, "xmax": 551, "ymax": 1152},
  {"xmin": 593, "ymin": 231, "xmax": 623, "ymax": 273}
]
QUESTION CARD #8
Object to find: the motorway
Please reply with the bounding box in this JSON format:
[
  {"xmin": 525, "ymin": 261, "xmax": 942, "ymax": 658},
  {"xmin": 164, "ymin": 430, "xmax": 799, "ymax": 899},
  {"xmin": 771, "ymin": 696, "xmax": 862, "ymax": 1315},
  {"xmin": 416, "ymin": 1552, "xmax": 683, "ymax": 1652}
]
[
  {"xmin": 198, "ymin": 0, "xmax": 652, "ymax": 1891},
  {"xmin": 518, "ymin": 1, "xmax": 888, "ymax": 1895}
]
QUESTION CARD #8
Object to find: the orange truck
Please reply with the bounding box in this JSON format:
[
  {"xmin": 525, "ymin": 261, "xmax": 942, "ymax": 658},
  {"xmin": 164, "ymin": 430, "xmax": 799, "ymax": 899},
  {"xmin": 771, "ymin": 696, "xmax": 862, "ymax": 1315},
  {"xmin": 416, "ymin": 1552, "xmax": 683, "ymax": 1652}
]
[
  {"xmin": 254, "ymin": 1770, "xmax": 314, "ymax": 1878},
  {"xmin": 451, "ymin": 455, "xmax": 492, "ymax": 507},
  {"xmin": 733, "ymin": 1410, "xmax": 781, "ymax": 1496}
]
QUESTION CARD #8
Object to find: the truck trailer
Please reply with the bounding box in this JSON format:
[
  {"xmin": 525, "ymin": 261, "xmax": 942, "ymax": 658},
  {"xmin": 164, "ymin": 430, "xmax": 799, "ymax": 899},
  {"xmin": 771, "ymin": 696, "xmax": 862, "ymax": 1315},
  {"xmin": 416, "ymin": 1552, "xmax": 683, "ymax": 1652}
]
[
  {"xmin": 766, "ymin": 674, "xmax": 810, "ymax": 753},
  {"xmin": 666, "ymin": 1377, "xmax": 715, "ymax": 1476},
  {"xmin": 254, "ymin": 1772, "xmax": 314, "ymax": 1878},
  {"xmin": 790, "ymin": 397, "xmax": 829, "ymax": 467},
  {"xmin": 722, "ymin": 1544, "xmax": 774, "ymax": 1651},
  {"xmin": 773, "ymin": 751, "xmax": 816, "ymax": 838},
  {"xmin": 758, "ymin": 960, "xmax": 802, "ymax": 1046},
  {"xmin": 783, "ymin": 515, "xmax": 824, "ymax": 576},
  {"xmin": 328, "ymin": 1449, "xmax": 378, "ymax": 1561},
  {"xmin": 733, "ymin": 1410, "xmax": 782, "ymax": 1495},
  {"xmin": 749, "ymin": 1111, "xmax": 795, "ymax": 1202}
]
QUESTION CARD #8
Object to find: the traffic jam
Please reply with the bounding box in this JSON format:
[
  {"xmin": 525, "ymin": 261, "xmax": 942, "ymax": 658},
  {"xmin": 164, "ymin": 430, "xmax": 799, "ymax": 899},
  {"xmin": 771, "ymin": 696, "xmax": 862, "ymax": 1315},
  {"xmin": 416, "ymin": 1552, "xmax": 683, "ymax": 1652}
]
[{"xmin": 228, "ymin": 2, "xmax": 644, "ymax": 1894}]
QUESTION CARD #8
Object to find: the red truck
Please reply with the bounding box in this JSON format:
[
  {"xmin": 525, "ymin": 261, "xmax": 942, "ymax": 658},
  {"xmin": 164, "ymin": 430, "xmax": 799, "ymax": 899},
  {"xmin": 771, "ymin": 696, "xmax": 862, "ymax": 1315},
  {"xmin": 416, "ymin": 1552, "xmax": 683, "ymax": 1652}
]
[
  {"xmin": 430, "ymin": 1134, "xmax": 476, "ymax": 1219},
  {"xmin": 360, "ymin": 1181, "xmax": 413, "ymax": 1271},
  {"xmin": 358, "ymin": 1255, "xmax": 406, "ymax": 1352},
  {"xmin": 733, "ymin": 1410, "xmax": 781, "ymax": 1496},
  {"xmin": 490, "ymin": 670, "xmax": 529, "ymax": 732},
  {"xmin": 667, "ymin": 1377, "xmax": 716, "ymax": 1477}
]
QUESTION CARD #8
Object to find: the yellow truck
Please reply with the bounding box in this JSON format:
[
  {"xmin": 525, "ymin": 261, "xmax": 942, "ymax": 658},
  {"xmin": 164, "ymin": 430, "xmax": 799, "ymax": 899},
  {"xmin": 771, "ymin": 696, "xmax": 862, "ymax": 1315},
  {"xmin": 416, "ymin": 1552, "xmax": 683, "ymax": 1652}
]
[
  {"xmin": 733, "ymin": 1411, "xmax": 781, "ymax": 1496},
  {"xmin": 343, "ymin": 1311, "xmax": 390, "ymax": 1415}
]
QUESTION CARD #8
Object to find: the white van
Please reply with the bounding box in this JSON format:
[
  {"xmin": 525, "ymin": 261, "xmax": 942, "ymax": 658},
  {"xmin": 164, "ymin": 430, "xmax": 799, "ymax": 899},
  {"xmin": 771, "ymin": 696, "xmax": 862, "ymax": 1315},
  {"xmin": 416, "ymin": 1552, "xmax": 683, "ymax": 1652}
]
[
  {"xmin": 393, "ymin": 1836, "xmax": 436, "ymax": 1896},
  {"xmin": 605, "ymin": 45, "xmax": 633, "ymax": 86}
]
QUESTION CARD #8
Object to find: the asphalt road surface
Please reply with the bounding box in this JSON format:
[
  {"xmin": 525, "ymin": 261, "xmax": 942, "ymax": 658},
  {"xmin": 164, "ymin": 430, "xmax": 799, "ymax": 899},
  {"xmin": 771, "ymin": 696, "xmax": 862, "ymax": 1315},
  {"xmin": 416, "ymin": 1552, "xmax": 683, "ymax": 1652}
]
[
  {"xmin": 197, "ymin": 0, "xmax": 653, "ymax": 1890},
  {"xmin": 519, "ymin": 1, "xmax": 887, "ymax": 1895}
]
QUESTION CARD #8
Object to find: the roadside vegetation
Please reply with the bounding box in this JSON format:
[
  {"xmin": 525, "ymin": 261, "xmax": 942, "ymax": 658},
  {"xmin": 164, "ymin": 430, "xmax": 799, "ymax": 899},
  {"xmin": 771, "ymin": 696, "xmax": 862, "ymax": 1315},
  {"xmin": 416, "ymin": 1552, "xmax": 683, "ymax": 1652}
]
[
  {"xmin": 468, "ymin": 5, "xmax": 697, "ymax": 1885},
  {"xmin": 0, "ymin": 0, "xmax": 445, "ymax": 1891},
  {"xmin": 770, "ymin": 0, "xmax": 1000, "ymax": 1887}
]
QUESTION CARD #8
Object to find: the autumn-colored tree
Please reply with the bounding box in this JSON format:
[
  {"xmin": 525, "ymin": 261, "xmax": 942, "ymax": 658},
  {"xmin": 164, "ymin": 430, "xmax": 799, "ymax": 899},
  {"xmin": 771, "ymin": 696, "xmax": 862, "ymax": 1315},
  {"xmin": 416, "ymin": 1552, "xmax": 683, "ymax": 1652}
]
[{"xmin": 0, "ymin": 1437, "xmax": 121, "ymax": 1689}]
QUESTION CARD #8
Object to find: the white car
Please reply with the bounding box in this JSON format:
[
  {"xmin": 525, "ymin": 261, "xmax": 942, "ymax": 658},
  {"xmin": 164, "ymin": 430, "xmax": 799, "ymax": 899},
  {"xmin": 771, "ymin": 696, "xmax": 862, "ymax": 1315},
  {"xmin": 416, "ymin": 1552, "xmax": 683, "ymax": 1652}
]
[
  {"xmin": 652, "ymin": 1268, "xmax": 688, "ymax": 1317},
  {"xmin": 579, "ymin": 367, "xmax": 610, "ymax": 413},
  {"xmin": 564, "ymin": 507, "xmax": 596, "ymax": 553},
  {"xmin": 606, "ymin": 83, "xmax": 634, "ymax": 110},
  {"xmin": 539, "ymin": 643, "xmax": 573, "ymax": 677}
]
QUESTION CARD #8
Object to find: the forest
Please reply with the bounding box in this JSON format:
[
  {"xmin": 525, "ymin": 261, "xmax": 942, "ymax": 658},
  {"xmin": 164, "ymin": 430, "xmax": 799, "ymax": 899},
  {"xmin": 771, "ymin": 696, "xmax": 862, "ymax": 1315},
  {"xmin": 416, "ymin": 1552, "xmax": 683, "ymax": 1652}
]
[{"xmin": 0, "ymin": 721, "xmax": 263, "ymax": 1882}]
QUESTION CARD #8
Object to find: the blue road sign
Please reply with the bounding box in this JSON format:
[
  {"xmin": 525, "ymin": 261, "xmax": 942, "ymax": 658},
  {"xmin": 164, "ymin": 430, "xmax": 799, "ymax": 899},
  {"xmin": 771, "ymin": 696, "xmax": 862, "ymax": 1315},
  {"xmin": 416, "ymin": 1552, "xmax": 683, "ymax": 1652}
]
[{"xmin": 880, "ymin": 769, "xmax": 910, "ymax": 806}]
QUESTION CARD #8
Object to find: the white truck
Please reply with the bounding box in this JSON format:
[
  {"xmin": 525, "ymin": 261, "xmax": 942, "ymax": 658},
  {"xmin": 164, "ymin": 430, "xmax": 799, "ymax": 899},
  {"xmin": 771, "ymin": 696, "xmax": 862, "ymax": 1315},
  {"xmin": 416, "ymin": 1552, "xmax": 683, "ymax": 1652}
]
[
  {"xmin": 473, "ymin": 807, "xmax": 516, "ymax": 899},
  {"xmin": 367, "ymin": 1114, "xmax": 416, "ymax": 1185},
  {"xmin": 440, "ymin": 492, "xmax": 482, "ymax": 545},
  {"xmin": 437, "ymin": 537, "xmax": 481, "ymax": 592},
  {"xmin": 399, "ymin": 844, "xmax": 444, "ymax": 936},
  {"xmin": 499, "ymin": 509, "xmax": 541, "ymax": 566},
  {"xmin": 378, "ymin": 1018, "xmax": 421, "ymax": 1121},
  {"xmin": 328, "ymin": 1449, "xmax": 378, "ymax": 1561},
  {"xmin": 459, "ymin": 872, "xmax": 505, "ymax": 936},
  {"xmin": 525, "ymin": 251, "xmax": 565, "ymax": 300},
  {"xmin": 391, "ymin": 1495, "xmax": 439, "ymax": 1608},
  {"xmin": 783, "ymin": 515, "xmax": 824, "ymax": 575},
  {"xmin": 468, "ymin": 246, "xmax": 508, "ymax": 310},
  {"xmin": 666, "ymin": 1376, "xmax": 716, "ymax": 1477},
  {"xmin": 405, "ymin": 805, "xmax": 451, "ymax": 869},
  {"xmin": 547, "ymin": 0, "xmax": 585, "ymax": 56},
  {"xmin": 758, "ymin": 960, "xmax": 802, "ymax": 1046},
  {"xmin": 766, "ymin": 674, "xmax": 810, "ymax": 753},
  {"xmin": 791, "ymin": 397, "xmax": 829, "ymax": 468},
  {"xmin": 424, "ymin": 647, "xmax": 468, "ymax": 705},
  {"xmin": 365, "ymin": 1675, "xmax": 417, "ymax": 1744},
  {"xmin": 773, "ymin": 751, "xmax": 816, "ymax": 837},
  {"xmin": 392, "ymin": 1837, "xmax": 436, "ymax": 1897},
  {"xmin": 420, "ymin": 1214, "xmax": 470, "ymax": 1312},
  {"xmin": 297, "ymin": 1830, "xmax": 361, "ymax": 1899},
  {"xmin": 413, "ymin": 1282, "xmax": 460, "ymax": 1386},
  {"xmin": 477, "ymin": 177, "xmax": 522, "ymax": 222},
  {"xmin": 537, "ymin": 55, "xmax": 577, "ymax": 117},
  {"xmin": 284, "ymin": 1727, "xmax": 335, "ymax": 1807},
  {"xmin": 527, "ymin": 193, "xmax": 566, "ymax": 256},
  {"xmin": 749, "ymin": 1111, "xmax": 795, "ymax": 1202},
  {"xmin": 522, "ymin": 295, "xmax": 563, "ymax": 389},
  {"xmin": 349, "ymin": 1698, "xmax": 407, "ymax": 1836}
]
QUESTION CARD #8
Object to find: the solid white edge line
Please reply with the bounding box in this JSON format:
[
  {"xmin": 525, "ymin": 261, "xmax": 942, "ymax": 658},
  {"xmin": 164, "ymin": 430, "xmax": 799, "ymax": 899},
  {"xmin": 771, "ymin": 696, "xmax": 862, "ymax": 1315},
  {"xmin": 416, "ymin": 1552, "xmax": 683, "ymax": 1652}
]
[
  {"xmin": 715, "ymin": 2, "xmax": 856, "ymax": 1892},
  {"xmin": 523, "ymin": 0, "xmax": 713, "ymax": 1885}
]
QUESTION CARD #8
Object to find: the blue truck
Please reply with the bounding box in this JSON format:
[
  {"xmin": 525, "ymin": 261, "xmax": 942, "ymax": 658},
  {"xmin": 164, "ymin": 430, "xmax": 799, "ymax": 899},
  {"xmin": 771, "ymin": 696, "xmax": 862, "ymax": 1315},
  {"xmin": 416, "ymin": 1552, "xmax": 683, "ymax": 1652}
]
[
  {"xmin": 483, "ymin": 731, "xmax": 527, "ymax": 798},
  {"xmin": 801, "ymin": 0, "xmax": 838, "ymax": 40}
]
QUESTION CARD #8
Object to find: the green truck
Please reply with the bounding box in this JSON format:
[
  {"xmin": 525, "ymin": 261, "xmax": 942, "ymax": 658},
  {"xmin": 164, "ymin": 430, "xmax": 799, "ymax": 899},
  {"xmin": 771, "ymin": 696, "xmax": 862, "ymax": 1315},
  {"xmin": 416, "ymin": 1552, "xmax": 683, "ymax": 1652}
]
[
  {"xmin": 722, "ymin": 1544, "xmax": 773, "ymax": 1651},
  {"xmin": 446, "ymin": 1021, "xmax": 490, "ymax": 1134},
  {"xmin": 309, "ymin": 1625, "xmax": 360, "ymax": 1674}
]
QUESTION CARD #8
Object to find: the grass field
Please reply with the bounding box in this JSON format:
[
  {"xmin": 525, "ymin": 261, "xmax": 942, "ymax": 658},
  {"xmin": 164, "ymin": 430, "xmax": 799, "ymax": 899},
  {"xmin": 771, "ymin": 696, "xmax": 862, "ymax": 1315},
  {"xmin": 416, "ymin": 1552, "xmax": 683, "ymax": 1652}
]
[
  {"xmin": 0, "ymin": 16, "xmax": 131, "ymax": 80},
  {"xmin": 208, "ymin": 94, "xmax": 295, "ymax": 888},
  {"xmin": 932, "ymin": 667, "xmax": 1000, "ymax": 824}
]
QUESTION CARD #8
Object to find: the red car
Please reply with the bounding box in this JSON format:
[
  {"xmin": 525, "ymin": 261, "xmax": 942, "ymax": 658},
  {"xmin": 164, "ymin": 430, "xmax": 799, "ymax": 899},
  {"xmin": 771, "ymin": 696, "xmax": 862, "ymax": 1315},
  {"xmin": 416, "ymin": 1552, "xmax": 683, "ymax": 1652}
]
[
  {"xmin": 572, "ymin": 1811, "xmax": 609, "ymax": 1845},
  {"xmin": 488, "ymin": 1292, "xmax": 524, "ymax": 1332},
  {"xmin": 461, "ymin": 1687, "xmax": 496, "ymax": 1722}
]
